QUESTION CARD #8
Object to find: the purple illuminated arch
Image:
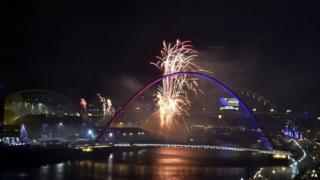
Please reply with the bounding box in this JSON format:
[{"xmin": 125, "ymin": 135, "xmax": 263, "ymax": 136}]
[{"xmin": 96, "ymin": 72, "xmax": 272, "ymax": 149}]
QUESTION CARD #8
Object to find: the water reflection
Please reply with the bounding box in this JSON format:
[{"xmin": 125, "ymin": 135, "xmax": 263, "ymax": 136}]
[{"xmin": 0, "ymin": 148, "xmax": 294, "ymax": 179}]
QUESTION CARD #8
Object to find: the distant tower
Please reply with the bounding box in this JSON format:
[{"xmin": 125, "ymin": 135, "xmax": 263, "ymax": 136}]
[
  {"xmin": 0, "ymin": 81, "xmax": 4, "ymax": 137},
  {"xmin": 20, "ymin": 123, "xmax": 28, "ymax": 142}
]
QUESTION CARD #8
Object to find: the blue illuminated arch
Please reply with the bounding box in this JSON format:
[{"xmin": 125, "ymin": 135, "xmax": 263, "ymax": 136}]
[{"xmin": 96, "ymin": 72, "xmax": 272, "ymax": 149}]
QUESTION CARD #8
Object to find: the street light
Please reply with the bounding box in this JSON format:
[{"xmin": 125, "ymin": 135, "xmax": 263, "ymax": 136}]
[
  {"xmin": 87, "ymin": 129, "xmax": 93, "ymax": 135},
  {"xmin": 109, "ymin": 132, "xmax": 113, "ymax": 138},
  {"xmin": 57, "ymin": 122, "xmax": 64, "ymax": 139}
]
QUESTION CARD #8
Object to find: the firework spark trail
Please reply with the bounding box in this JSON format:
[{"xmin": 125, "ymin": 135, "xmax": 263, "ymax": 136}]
[
  {"xmin": 151, "ymin": 39, "xmax": 207, "ymax": 128},
  {"xmin": 106, "ymin": 99, "xmax": 114, "ymax": 116},
  {"xmin": 80, "ymin": 98, "xmax": 87, "ymax": 110},
  {"xmin": 97, "ymin": 94, "xmax": 114, "ymax": 118},
  {"xmin": 97, "ymin": 93, "xmax": 107, "ymax": 119}
]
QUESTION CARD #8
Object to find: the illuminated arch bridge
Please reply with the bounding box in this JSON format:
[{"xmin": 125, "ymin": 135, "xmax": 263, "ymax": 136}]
[{"xmin": 97, "ymin": 72, "xmax": 275, "ymax": 151}]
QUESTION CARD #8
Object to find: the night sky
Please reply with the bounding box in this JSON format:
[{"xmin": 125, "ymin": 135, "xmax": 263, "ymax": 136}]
[{"xmin": 2, "ymin": 1, "xmax": 320, "ymax": 112}]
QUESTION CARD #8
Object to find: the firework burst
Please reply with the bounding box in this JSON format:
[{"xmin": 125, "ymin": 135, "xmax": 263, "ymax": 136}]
[
  {"xmin": 151, "ymin": 39, "xmax": 206, "ymax": 128},
  {"xmin": 97, "ymin": 93, "xmax": 114, "ymax": 119},
  {"xmin": 80, "ymin": 98, "xmax": 87, "ymax": 110}
]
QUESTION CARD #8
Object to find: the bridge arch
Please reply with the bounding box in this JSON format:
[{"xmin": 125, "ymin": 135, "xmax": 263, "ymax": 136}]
[
  {"xmin": 97, "ymin": 72, "xmax": 272, "ymax": 149},
  {"xmin": 240, "ymin": 89, "xmax": 277, "ymax": 112}
]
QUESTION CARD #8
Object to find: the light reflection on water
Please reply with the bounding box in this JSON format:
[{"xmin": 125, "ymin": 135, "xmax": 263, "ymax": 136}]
[{"xmin": 0, "ymin": 148, "xmax": 294, "ymax": 180}]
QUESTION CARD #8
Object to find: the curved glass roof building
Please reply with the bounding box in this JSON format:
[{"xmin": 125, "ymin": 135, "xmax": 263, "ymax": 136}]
[{"xmin": 4, "ymin": 89, "xmax": 84, "ymax": 141}]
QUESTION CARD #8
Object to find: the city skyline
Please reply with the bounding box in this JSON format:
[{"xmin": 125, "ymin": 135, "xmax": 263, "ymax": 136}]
[{"xmin": 1, "ymin": 1, "xmax": 320, "ymax": 179}]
